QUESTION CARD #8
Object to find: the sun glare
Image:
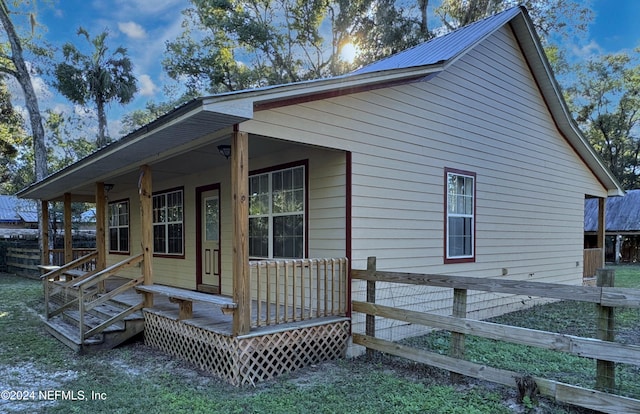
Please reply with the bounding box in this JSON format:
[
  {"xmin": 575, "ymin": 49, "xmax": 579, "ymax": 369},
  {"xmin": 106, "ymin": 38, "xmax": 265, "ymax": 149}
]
[{"xmin": 340, "ymin": 42, "xmax": 358, "ymax": 63}]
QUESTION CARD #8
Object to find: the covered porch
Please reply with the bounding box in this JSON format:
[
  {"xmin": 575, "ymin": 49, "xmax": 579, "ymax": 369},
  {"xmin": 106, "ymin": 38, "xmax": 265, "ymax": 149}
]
[
  {"xmin": 21, "ymin": 100, "xmax": 352, "ymax": 385},
  {"xmin": 583, "ymin": 195, "xmax": 607, "ymax": 284}
]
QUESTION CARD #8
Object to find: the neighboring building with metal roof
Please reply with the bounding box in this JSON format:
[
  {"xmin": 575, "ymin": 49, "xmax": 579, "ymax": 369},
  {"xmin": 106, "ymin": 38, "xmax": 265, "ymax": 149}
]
[
  {"xmin": 585, "ymin": 190, "xmax": 640, "ymax": 263},
  {"xmin": 0, "ymin": 195, "xmax": 38, "ymax": 228}
]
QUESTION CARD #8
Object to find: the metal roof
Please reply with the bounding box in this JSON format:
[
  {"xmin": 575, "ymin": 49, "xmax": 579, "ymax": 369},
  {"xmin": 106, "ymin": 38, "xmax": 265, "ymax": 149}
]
[
  {"xmin": 585, "ymin": 190, "xmax": 640, "ymax": 232},
  {"xmin": 353, "ymin": 6, "xmax": 523, "ymax": 75},
  {"xmin": 0, "ymin": 195, "xmax": 37, "ymax": 223}
]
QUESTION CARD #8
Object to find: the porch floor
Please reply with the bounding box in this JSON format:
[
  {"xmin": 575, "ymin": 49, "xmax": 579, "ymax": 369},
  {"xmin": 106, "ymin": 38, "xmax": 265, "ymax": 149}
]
[{"xmin": 106, "ymin": 277, "xmax": 348, "ymax": 337}]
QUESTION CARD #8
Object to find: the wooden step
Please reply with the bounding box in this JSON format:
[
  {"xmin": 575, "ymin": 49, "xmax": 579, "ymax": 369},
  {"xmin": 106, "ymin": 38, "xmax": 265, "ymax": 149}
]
[
  {"xmin": 86, "ymin": 300, "xmax": 144, "ymax": 322},
  {"xmin": 44, "ymin": 298, "xmax": 146, "ymax": 352},
  {"xmin": 62, "ymin": 309, "xmax": 126, "ymax": 332},
  {"xmin": 43, "ymin": 317, "xmax": 103, "ymax": 352}
]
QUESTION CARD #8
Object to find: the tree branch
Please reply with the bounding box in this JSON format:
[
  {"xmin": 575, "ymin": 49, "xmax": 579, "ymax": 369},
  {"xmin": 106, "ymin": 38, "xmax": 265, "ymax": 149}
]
[{"xmin": 0, "ymin": 65, "xmax": 18, "ymax": 78}]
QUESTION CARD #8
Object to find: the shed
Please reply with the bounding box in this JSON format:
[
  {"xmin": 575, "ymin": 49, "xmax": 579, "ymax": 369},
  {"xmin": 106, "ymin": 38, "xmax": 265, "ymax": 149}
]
[
  {"xmin": 18, "ymin": 6, "xmax": 622, "ymax": 385},
  {"xmin": 585, "ymin": 189, "xmax": 640, "ymax": 263}
]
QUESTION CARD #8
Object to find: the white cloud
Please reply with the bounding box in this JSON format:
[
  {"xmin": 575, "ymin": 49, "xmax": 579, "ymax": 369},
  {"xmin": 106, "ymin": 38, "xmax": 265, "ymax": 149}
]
[
  {"xmin": 571, "ymin": 40, "xmax": 604, "ymax": 60},
  {"xmin": 137, "ymin": 74, "xmax": 158, "ymax": 97},
  {"xmin": 118, "ymin": 21, "xmax": 147, "ymax": 39}
]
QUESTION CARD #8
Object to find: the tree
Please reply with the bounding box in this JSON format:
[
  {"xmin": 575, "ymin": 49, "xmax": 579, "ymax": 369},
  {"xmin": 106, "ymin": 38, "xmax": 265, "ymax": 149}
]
[
  {"xmin": 119, "ymin": 93, "xmax": 196, "ymax": 136},
  {"xmin": 567, "ymin": 52, "xmax": 640, "ymax": 190},
  {"xmin": 2, "ymin": 109, "xmax": 96, "ymax": 194},
  {"xmin": 434, "ymin": 0, "xmax": 592, "ymax": 43},
  {"xmin": 0, "ymin": 0, "xmax": 47, "ymax": 182},
  {"xmin": 0, "ymin": 76, "xmax": 26, "ymax": 189},
  {"xmin": 341, "ymin": 0, "xmax": 430, "ymax": 67},
  {"xmin": 54, "ymin": 27, "xmax": 138, "ymax": 148},
  {"xmin": 163, "ymin": 0, "xmax": 429, "ymax": 95},
  {"xmin": 45, "ymin": 110, "xmax": 94, "ymax": 172}
]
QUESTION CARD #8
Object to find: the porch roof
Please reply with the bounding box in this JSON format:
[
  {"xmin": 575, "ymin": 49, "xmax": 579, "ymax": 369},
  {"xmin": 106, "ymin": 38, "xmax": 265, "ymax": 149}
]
[
  {"xmin": 17, "ymin": 101, "xmax": 248, "ymax": 201},
  {"xmin": 17, "ymin": 6, "xmax": 623, "ymax": 201}
]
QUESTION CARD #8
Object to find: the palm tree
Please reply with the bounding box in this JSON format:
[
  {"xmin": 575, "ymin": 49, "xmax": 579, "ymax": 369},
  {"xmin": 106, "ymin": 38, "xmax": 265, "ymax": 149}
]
[{"xmin": 54, "ymin": 27, "xmax": 137, "ymax": 148}]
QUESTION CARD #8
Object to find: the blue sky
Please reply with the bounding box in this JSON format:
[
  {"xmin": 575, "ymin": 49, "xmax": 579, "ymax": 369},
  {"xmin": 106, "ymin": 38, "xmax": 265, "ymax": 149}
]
[
  {"xmin": 589, "ymin": 0, "xmax": 640, "ymax": 53},
  {"xmin": 21, "ymin": 1, "xmax": 640, "ymax": 137},
  {"xmin": 37, "ymin": 0, "xmax": 189, "ymax": 132}
]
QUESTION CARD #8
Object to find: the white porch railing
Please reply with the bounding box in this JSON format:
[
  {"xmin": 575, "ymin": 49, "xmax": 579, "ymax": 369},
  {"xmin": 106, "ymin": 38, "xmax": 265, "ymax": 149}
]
[{"xmin": 249, "ymin": 257, "xmax": 348, "ymax": 328}]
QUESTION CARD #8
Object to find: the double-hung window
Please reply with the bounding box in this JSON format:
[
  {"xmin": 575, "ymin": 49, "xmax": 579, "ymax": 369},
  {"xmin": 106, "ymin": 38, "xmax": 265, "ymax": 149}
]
[
  {"xmin": 153, "ymin": 188, "xmax": 184, "ymax": 256},
  {"xmin": 249, "ymin": 164, "xmax": 305, "ymax": 259},
  {"xmin": 445, "ymin": 168, "xmax": 475, "ymax": 262},
  {"xmin": 108, "ymin": 200, "xmax": 129, "ymax": 254}
]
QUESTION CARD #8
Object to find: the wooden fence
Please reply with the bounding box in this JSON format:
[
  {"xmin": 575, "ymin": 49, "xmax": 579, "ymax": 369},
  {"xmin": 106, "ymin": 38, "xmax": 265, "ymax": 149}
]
[
  {"xmin": 5, "ymin": 247, "xmax": 40, "ymax": 277},
  {"xmin": 50, "ymin": 248, "xmax": 97, "ymax": 271},
  {"xmin": 352, "ymin": 257, "xmax": 640, "ymax": 414}
]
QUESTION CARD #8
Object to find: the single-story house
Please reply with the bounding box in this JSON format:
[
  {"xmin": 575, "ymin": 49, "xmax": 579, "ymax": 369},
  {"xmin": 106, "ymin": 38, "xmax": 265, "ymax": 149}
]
[
  {"xmin": 585, "ymin": 189, "xmax": 640, "ymax": 263},
  {"xmin": 18, "ymin": 6, "xmax": 622, "ymax": 385}
]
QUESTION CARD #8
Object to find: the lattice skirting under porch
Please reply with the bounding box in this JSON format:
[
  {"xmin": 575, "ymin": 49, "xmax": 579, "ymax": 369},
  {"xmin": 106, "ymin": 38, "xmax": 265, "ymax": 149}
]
[{"xmin": 143, "ymin": 311, "xmax": 350, "ymax": 386}]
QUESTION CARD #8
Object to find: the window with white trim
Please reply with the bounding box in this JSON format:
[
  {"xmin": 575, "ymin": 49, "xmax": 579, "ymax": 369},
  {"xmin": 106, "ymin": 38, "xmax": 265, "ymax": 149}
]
[
  {"xmin": 446, "ymin": 169, "xmax": 475, "ymax": 261},
  {"xmin": 108, "ymin": 200, "xmax": 129, "ymax": 253},
  {"xmin": 249, "ymin": 165, "xmax": 305, "ymax": 259},
  {"xmin": 153, "ymin": 189, "xmax": 184, "ymax": 256}
]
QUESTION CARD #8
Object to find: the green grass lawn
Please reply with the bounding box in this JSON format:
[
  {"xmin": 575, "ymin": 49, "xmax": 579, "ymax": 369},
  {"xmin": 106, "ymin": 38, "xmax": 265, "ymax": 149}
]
[
  {"xmin": 611, "ymin": 264, "xmax": 640, "ymax": 288},
  {"xmin": 0, "ymin": 273, "xmax": 512, "ymax": 414},
  {"xmin": 1, "ymin": 266, "xmax": 638, "ymax": 413},
  {"xmin": 404, "ymin": 264, "xmax": 640, "ymax": 401}
]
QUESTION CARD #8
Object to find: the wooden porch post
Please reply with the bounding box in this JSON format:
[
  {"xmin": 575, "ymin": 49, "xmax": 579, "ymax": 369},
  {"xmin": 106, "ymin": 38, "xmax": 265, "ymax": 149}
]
[
  {"xmin": 232, "ymin": 129, "xmax": 250, "ymax": 336},
  {"xmin": 41, "ymin": 200, "xmax": 50, "ymax": 266},
  {"xmin": 95, "ymin": 183, "xmax": 107, "ymax": 292},
  {"xmin": 597, "ymin": 197, "xmax": 606, "ymax": 266},
  {"xmin": 64, "ymin": 193, "xmax": 72, "ymax": 264},
  {"xmin": 95, "ymin": 183, "xmax": 107, "ymax": 271},
  {"xmin": 139, "ymin": 165, "xmax": 154, "ymax": 307}
]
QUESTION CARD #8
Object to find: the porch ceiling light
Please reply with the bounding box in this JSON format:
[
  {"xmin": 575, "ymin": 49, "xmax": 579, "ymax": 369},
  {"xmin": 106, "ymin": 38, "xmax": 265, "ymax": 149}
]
[
  {"xmin": 104, "ymin": 183, "xmax": 114, "ymax": 193},
  {"xmin": 217, "ymin": 144, "xmax": 231, "ymax": 160}
]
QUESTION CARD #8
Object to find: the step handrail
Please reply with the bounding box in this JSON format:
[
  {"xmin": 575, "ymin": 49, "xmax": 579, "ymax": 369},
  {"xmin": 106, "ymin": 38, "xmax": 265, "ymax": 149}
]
[
  {"xmin": 43, "ymin": 250, "xmax": 98, "ymax": 319},
  {"xmin": 73, "ymin": 254, "xmax": 144, "ymax": 290},
  {"xmin": 75, "ymin": 253, "xmax": 145, "ymax": 344},
  {"xmin": 82, "ymin": 277, "xmax": 145, "ymax": 339},
  {"xmin": 41, "ymin": 250, "xmax": 98, "ymax": 280}
]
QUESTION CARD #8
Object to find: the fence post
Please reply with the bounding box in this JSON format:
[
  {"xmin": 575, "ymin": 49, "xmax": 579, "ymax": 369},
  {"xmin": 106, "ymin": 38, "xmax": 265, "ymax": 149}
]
[
  {"xmin": 595, "ymin": 268, "xmax": 615, "ymax": 392},
  {"xmin": 366, "ymin": 256, "xmax": 376, "ymax": 360},
  {"xmin": 450, "ymin": 288, "xmax": 467, "ymax": 382}
]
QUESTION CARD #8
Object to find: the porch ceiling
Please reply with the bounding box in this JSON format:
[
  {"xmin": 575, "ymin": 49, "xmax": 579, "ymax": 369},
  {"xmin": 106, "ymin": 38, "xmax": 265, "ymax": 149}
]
[{"xmin": 18, "ymin": 104, "xmax": 249, "ymax": 202}]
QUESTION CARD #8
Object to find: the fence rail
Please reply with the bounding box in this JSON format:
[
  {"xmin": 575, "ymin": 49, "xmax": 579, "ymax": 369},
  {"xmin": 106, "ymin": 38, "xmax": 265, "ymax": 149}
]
[
  {"xmin": 352, "ymin": 258, "xmax": 640, "ymax": 414},
  {"xmin": 5, "ymin": 247, "xmax": 40, "ymax": 277},
  {"xmin": 249, "ymin": 257, "xmax": 348, "ymax": 328},
  {"xmin": 50, "ymin": 248, "xmax": 97, "ymax": 271},
  {"xmin": 2, "ymin": 247, "xmax": 98, "ymax": 277}
]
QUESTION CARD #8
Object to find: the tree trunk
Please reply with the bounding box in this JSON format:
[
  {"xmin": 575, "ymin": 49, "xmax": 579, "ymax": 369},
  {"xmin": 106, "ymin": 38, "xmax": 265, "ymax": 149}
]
[
  {"xmin": 418, "ymin": 0, "xmax": 429, "ymax": 33},
  {"xmin": 96, "ymin": 98, "xmax": 108, "ymax": 148},
  {"xmin": 0, "ymin": 0, "xmax": 47, "ymax": 181},
  {"xmin": 0, "ymin": 1, "xmax": 48, "ymax": 261}
]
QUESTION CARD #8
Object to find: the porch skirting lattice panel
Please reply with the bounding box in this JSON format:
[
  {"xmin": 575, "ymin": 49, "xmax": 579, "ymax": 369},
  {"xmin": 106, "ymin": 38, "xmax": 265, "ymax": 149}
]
[{"xmin": 143, "ymin": 311, "xmax": 350, "ymax": 385}]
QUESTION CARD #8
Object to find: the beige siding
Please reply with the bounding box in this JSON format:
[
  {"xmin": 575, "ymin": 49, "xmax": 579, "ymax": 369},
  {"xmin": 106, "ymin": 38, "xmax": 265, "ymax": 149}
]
[
  {"xmin": 105, "ymin": 146, "xmax": 347, "ymax": 296},
  {"xmin": 242, "ymin": 25, "xmax": 607, "ymax": 348}
]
